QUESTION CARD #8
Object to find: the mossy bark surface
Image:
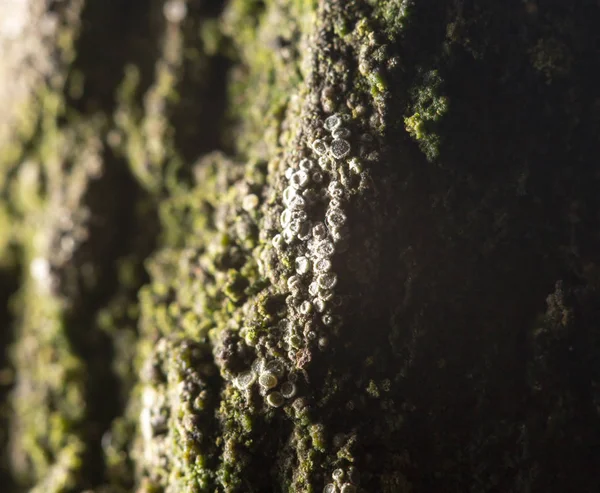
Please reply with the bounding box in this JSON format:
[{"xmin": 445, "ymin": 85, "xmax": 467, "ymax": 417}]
[{"xmin": 1, "ymin": 1, "xmax": 600, "ymax": 492}]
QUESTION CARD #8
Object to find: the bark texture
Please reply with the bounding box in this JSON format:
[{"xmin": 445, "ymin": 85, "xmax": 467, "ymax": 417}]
[{"xmin": 1, "ymin": 1, "xmax": 600, "ymax": 492}]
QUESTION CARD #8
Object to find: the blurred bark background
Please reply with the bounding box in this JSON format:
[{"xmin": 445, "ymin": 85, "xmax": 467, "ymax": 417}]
[{"xmin": 1, "ymin": 1, "xmax": 600, "ymax": 492}]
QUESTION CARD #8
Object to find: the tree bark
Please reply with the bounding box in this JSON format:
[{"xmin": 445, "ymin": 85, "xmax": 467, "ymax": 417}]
[{"xmin": 1, "ymin": 1, "xmax": 600, "ymax": 492}]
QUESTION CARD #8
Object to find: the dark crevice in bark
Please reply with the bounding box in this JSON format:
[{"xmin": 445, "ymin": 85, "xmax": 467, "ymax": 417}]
[
  {"xmin": 67, "ymin": 0, "xmax": 163, "ymax": 115},
  {"xmin": 0, "ymin": 259, "xmax": 20, "ymax": 492},
  {"xmin": 59, "ymin": 149, "xmax": 158, "ymax": 488}
]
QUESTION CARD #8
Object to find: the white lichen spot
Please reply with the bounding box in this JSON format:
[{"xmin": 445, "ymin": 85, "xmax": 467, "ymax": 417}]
[
  {"xmin": 315, "ymin": 240, "xmax": 335, "ymax": 258},
  {"xmin": 283, "ymin": 186, "xmax": 298, "ymax": 206},
  {"xmin": 317, "ymin": 272, "xmax": 337, "ymax": 289},
  {"xmin": 30, "ymin": 257, "xmax": 51, "ymax": 289},
  {"xmin": 308, "ymin": 282, "xmax": 320, "ymax": 296},
  {"xmin": 318, "ymin": 156, "xmax": 332, "ymax": 170},
  {"xmin": 313, "ymin": 298, "xmax": 326, "ymax": 313},
  {"xmin": 242, "ymin": 194, "xmax": 259, "ymax": 211},
  {"xmin": 300, "ymin": 158, "xmax": 314, "ymax": 171},
  {"xmin": 300, "ymin": 300, "xmax": 312, "ymax": 315},
  {"xmin": 312, "ymin": 139, "xmax": 328, "ymax": 155},
  {"xmin": 285, "ymin": 167, "xmax": 294, "ymax": 180},
  {"xmin": 315, "ymin": 258, "xmax": 332, "ymax": 273},
  {"xmin": 272, "ymin": 233, "xmax": 284, "ymax": 249},
  {"xmin": 287, "ymin": 275, "xmax": 302, "ymax": 291},
  {"xmin": 312, "ymin": 222, "xmax": 328, "ymax": 241},
  {"xmin": 312, "ymin": 170, "xmax": 324, "ymax": 183},
  {"xmin": 326, "ymin": 209, "xmax": 346, "ymax": 228},
  {"xmin": 332, "ymin": 469, "xmax": 345, "ymax": 482},
  {"xmin": 324, "ymin": 114, "xmax": 342, "ymax": 131},
  {"xmin": 295, "ymin": 256, "xmax": 310, "ymax": 275},
  {"xmin": 332, "ymin": 127, "xmax": 350, "ymax": 139},
  {"xmin": 322, "ymin": 314, "xmax": 334, "ymax": 326},
  {"xmin": 280, "ymin": 209, "xmax": 293, "ymax": 228},
  {"xmin": 280, "ymin": 381, "xmax": 297, "ymax": 398},
  {"xmin": 330, "ymin": 139, "xmax": 351, "ymax": 159},
  {"xmin": 327, "ymin": 181, "xmax": 344, "ymax": 198},
  {"xmin": 163, "ymin": 0, "xmax": 187, "ymax": 23},
  {"xmin": 348, "ymin": 157, "xmax": 362, "ymax": 173},
  {"xmin": 288, "ymin": 195, "xmax": 306, "ymax": 210},
  {"xmin": 340, "ymin": 484, "xmax": 357, "ymax": 493},
  {"xmin": 266, "ymin": 391, "xmax": 284, "ymax": 407},
  {"xmin": 323, "ymin": 484, "xmax": 338, "ymax": 493},
  {"xmin": 258, "ymin": 372, "xmax": 278, "ymax": 389},
  {"xmin": 283, "ymin": 229, "xmax": 295, "ymax": 243},
  {"xmin": 235, "ymin": 370, "xmax": 256, "ymax": 389},
  {"xmin": 290, "ymin": 170, "xmax": 310, "ymax": 189},
  {"xmin": 265, "ymin": 360, "xmax": 286, "ymax": 377}
]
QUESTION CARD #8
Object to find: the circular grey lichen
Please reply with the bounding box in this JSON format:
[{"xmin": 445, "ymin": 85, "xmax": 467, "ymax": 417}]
[
  {"xmin": 328, "ymin": 180, "xmax": 344, "ymax": 198},
  {"xmin": 332, "ymin": 468, "xmax": 345, "ymax": 482},
  {"xmin": 330, "ymin": 139, "xmax": 351, "ymax": 159},
  {"xmin": 235, "ymin": 370, "xmax": 256, "ymax": 389},
  {"xmin": 326, "ymin": 209, "xmax": 346, "ymax": 228},
  {"xmin": 324, "ymin": 114, "xmax": 342, "ymax": 131},
  {"xmin": 291, "ymin": 170, "xmax": 310, "ymax": 189},
  {"xmin": 280, "ymin": 381, "xmax": 297, "ymax": 399},
  {"xmin": 295, "ymin": 256, "xmax": 311, "ymax": 275},
  {"xmin": 266, "ymin": 391, "xmax": 285, "ymax": 407},
  {"xmin": 265, "ymin": 359, "xmax": 286, "ymax": 378},
  {"xmin": 315, "ymin": 258, "xmax": 332, "ymax": 272},
  {"xmin": 312, "ymin": 139, "xmax": 328, "ymax": 155},
  {"xmin": 332, "ymin": 127, "xmax": 350, "ymax": 139},
  {"xmin": 323, "ymin": 484, "xmax": 338, "ymax": 493},
  {"xmin": 300, "ymin": 300, "xmax": 312, "ymax": 314},
  {"xmin": 258, "ymin": 372, "xmax": 278, "ymax": 389},
  {"xmin": 312, "ymin": 222, "xmax": 328, "ymax": 241},
  {"xmin": 300, "ymin": 158, "xmax": 314, "ymax": 170}
]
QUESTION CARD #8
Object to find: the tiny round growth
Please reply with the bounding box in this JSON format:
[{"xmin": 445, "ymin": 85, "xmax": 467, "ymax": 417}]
[
  {"xmin": 300, "ymin": 300, "xmax": 312, "ymax": 315},
  {"xmin": 283, "ymin": 186, "xmax": 298, "ymax": 205},
  {"xmin": 308, "ymin": 282, "xmax": 320, "ymax": 296},
  {"xmin": 323, "ymin": 483, "xmax": 338, "ymax": 493},
  {"xmin": 300, "ymin": 158, "xmax": 314, "ymax": 171},
  {"xmin": 283, "ymin": 229, "xmax": 295, "ymax": 243},
  {"xmin": 322, "ymin": 314, "xmax": 334, "ymax": 326},
  {"xmin": 326, "ymin": 209, "xmax": 346, "ymax": 228},
  {"xmin": 328, "ymin": 180, "xmax": 344, "ymax": 198},
  {"xmin": 313, "ymin": 298, "xmax": 326, "ymax": 313},
  {"xmin": 297, "ymin": 221, "xmax": 312, "ymax": 240},
  {"xmin": 307, "ymin": 330, "xmax": 317, "ymax": 340},
  {"xmin": 324, "ymin": 114, "xmax": 342, "ymax": 131},
  {"xmin": 315, "ymin": 240, "xmax": 335, "ymax": 258},
  {"xmin": 272, "ymin": 234, "xmax": 284, "ymax": 249},
  {"xmin": 266, "ymin": 391, "xmax": 285, "ymax": 408},
  {"xmin": 318, "ymin": 156, "xmax": 331, "ymax": 170},
  {"xmin": 289, "ymin": 219, "xmax": 305, "ymax": 235},
  {"xmin": 281, "ymin": 381, "xmax": 297, "ymax": 399},
  {"xmin": 285, "ymin": 167, "xmax": 294, "ymax": 180},
  {"xmin": 280, "ymin": 209, "xmax": 292, "ymax": 228},
  {"xmin": 235, "ymin": 370, "xmax": 256, "ymax": 389},
  {"xmin": 265, "ymin": 360, "xmax": 286, "ymax": 378},
  {"xmin": 287, "ymin": 275, "xmax": 302, "ymax": 291},
  {"xmin": 312, "ymin": 170, "xmax": 324, "ymax": 183},
  {"xmin": 242, "ymin": 194, "xmax": 259, "ymax": 211},
  {"xmin": 332, "ymin": 127, "xmax": 350, "ymax": 139},
  {"xmin": 312, "ymin": 139, "xmax": 328, "ymax": 155},
  {"xmin": 348, "ymin": 157, "xmax": 362, "ymax": 173},
  {"xmin": 318, "ymin": 272, "xmax": 337, "ymax": 290},
  {"xmin": 163, "ymin": 0, "xmax": 187, "ymax": 23},
  {"xmin": 312, "ymin": 222, "xmax": 329, "ymax": 240},
  {"xmin": 330, "ymin": 139, "xmax": 351, "ymax": 159},
  {"xmin": 288, "ymin": 195, "xmax": 306, "ymax": 210},
  {"xmin": 332, "ymin": 469, "xmax": 345, "ymax": 482},
  {"xmin": 340, "ymin": 484, "xmax": 357, "ymax": 493},
  {"xmin": 302, "ymin": 188, "xmax": 319, "ymax": 204},
  {"xmin": 315, "ymin": 258, "xmax": 332, "ymax": 273},
  {"xmin": 295, "ymin": 256, "xmax": 310, "ymax": 275},
  {"xmin": 258, "ymin": 372, "xmax": 278, "ymax": 389},
  {"xmin": 291, "ymin": 170, "xmax": 310, "ymax": 189},
  {"xmin": 288, "ymin": 334, "xmax": 302, "ymax": 348}
]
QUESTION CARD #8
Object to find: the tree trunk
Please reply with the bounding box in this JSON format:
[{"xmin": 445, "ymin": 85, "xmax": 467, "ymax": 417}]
[{"xmin": 1, "ymin": 1, "xmax": 599, "ymax": 492}]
